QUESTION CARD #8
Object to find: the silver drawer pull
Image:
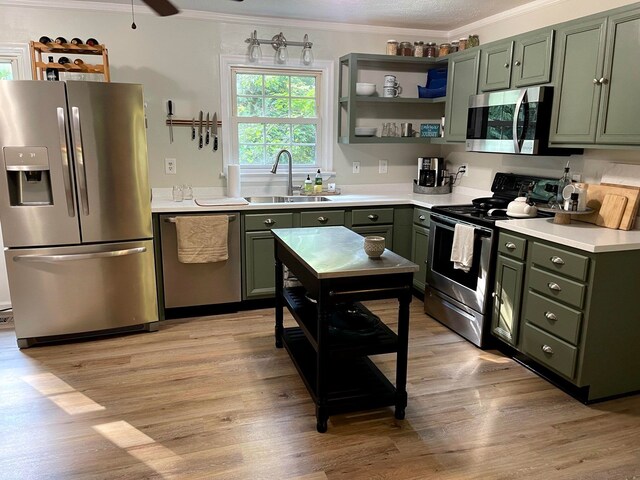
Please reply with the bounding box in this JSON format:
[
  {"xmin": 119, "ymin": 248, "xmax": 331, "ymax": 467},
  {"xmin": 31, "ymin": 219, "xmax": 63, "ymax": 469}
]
[
  {"xmin": 505, "ymin": 242, "xmax": 517, "ymax": 250},
  {"xmin": 317, "ymin": 216, "xmax": 328, "ymax": 223},
  {"xmin": 491, "ymin": 292, "xmax": 498, "ymax": 299},
  {"xmin": 504, "ymin": 63, "xmax": 510, "ymax": 68},
  {"xmin": 514, "ymin": 60, "xmax": 521, "ymax": 66},
  {"xmin": 541, "ymin": 344, "xmax": 554, "ymax": 355},
  {"xmin": 599, "ymin": 77, "xmax": 608, "ymax": 85},
  {"xmin": 547, "ymin": 282, "xmax": 562, "ymax": 292},
  {"xmin": 544, "ymin": 311, "xmax": 557, "ymax": 321},
  {"xmin": 367, "ymin": 214, "xmax": 379, "ymax": 221},
  {"xmin": 419, "ymin": 215, "xmax": 426, "ymax": 221},
  {"xmin": 550, "ymin": 256, "xmax": 565, "ymax": 265},
  {"xmin": 264, "ymin": 219, "xmax": 276, "ymax": 226}
]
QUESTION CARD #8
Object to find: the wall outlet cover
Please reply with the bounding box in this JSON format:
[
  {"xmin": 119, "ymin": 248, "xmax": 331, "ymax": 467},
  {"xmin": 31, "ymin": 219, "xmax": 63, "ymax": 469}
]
[
  {"xmin": 352, "ymin": 161, "xmax": 360, "ymax": 174},
  {"xmin": 165, "ymin": 158, "xmax": 176, "ymax": 175}
]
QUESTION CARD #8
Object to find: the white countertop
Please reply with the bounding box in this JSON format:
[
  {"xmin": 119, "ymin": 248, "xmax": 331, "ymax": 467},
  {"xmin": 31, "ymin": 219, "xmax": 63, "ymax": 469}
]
[{"xmin": 496, "ymin": 218, "xmax": 640, "ymax": 253}]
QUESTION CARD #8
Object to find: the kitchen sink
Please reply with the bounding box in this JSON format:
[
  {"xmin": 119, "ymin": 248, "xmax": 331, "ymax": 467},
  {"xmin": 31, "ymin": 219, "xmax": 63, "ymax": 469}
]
[{"xmin": 244, "ymin": 196, "xmax": 331, "ymax": 203}]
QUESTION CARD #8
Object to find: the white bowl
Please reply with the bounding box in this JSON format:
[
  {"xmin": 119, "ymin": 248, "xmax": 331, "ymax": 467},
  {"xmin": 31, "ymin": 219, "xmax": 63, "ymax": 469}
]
[
  {"xmin": 356, "ymin": 83, "xmax": 376, "ymax": 96},
  {"xmin": 355, "ymin": 127, "xmax": 377, "ymax": 137}
]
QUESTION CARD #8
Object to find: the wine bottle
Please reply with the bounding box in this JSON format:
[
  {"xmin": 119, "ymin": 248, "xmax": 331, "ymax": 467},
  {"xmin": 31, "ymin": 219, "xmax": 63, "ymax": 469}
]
[
  {"xmin": 85, "ymin": 38, "xmax": 99, "ymax": 47},
  {"xmin": 45, "ymin": 56, "xmax": 59, "ymax": 81},
  {"xmin": 71, "ymin": 38, "xmax": 83, "ymax": 46},
  {"xmin": 39, "ymin": 36, "xmax": 52, "ymax": 44},
  {"xmin": 54, "ymin": 37, "xmax": 68, "ymax": 45}
]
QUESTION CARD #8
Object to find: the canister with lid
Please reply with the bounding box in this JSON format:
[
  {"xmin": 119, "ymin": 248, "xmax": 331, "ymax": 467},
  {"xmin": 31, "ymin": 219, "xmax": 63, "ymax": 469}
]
[
  {"xmin": 468, "ymin": 34, "xmax": 480, "ymax": 48},
  {"xmin": 450, "ymin": 41, "xmax": 459, "ymax": 53},
  {"xmin": 458, "ymin": 38, "xmax": 468, "ymax": 51},
  {"xmin": 425, "ymin": 42, "xmax": 437, "ymax": 58},
  {"xmin": 386, "ymin": 40, "xmax": 398, "ymax": 55},
  {"xmin": 398, "ymin": 41, "xmax": 413, "ymax": 56},
  {"xmin": 438, "ymin": 43, "xmax": 451, "ymax": 57},
  {"xmin": 414, "ymin": 41, "xmax": 425, "ymax": 57}
]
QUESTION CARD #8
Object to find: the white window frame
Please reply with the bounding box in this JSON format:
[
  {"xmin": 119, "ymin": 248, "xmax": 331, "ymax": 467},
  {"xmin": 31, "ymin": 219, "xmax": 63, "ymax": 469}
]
[
  {"xmin": 220, "ymin": 55, "xmax": 334, "ymax": 182},
  {"xmin": 0, "ymin": 44, "xmax": 31, "ymax": 80}
]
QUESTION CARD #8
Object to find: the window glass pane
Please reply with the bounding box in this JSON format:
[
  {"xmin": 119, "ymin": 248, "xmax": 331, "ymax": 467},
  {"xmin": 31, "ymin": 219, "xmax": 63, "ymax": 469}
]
[
  {"xmin": 239, "ymin": 145, "xmax": 266, "ymax": 165},
  {"xmin": 236, "ymin": 74, "xmax": 263, "ymax": 96},
  {"xmin": 237, "ymin": 96, "xmax": 264, "ymax": 117},
  {"xmin": 265, "ymin": 124, "xmax": 291, "ymax": 144},
  {"xmin": 265, "ymin": 98, "xmax": 290, "ymax": 118},
  {"xmin": 238, "ymin": 123, "xmax": 264, "ymax": 144},
  {"xmin": 291, "ymin": 145, "xmax": 316, "ymax": 164},
  {"xmin": 291, "ymin": 98, "xmax": 316, "ymax": 118},
  {"xmin": 291, "ymin": 76, "xmax": 315, "ymax": 97},
  {"xmin": 266, "ymin": 144, "xmax": 290, "ymax": 161},
  {"xmin": 292, "ymin": 124, "xmax": 316, "ymax": 144},
  {"xmin": 0, "ymin": 62, "xmax": 13, "ymax": 80},
  {"xmin": 264, "ymin": 75, "xmax": 288, "ymax": 96}
]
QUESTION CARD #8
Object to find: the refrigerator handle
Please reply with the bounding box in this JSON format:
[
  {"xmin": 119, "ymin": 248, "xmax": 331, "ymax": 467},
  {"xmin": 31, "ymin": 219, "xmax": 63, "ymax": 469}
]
[
  {"xmin": 13, "ymin": 247, "xmax": 147, "ymax": 263},
  {"xmin": 57, "ymin": 107, "xmax": 75, "ymax": 218},
  {"xmin": 71, "ymin": 106, "xmax": 90, "ymax": 216}
]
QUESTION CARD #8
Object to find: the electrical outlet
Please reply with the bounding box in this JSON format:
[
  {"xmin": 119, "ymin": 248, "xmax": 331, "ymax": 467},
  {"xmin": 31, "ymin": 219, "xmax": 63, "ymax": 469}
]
[
  {"xmin": 460, "ymin": 164, "xmax": 469, "ymax": 176},
  {"xmin": 352, "ymin": 161, "xmax": 360, "ymax": 174},
  {"xmin": 165, "ymin": 158, "xmax": 176, "ymax": 175},
  {"xmin": 379, "ymin": 159, "xmax": 388, "ymax": 174}
]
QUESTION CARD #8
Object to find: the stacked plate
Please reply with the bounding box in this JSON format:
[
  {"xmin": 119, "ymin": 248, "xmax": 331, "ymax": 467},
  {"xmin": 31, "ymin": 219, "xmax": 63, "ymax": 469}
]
[{"xmin": 355, "ymin": 127, "xmax": 377, "ymax": 137}]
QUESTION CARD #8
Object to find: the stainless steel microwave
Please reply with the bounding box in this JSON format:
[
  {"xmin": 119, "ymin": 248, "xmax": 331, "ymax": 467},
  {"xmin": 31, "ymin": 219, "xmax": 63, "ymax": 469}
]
[{"xmin": 465, "ymin": 86, "xmax": 580, "ymax": 156}]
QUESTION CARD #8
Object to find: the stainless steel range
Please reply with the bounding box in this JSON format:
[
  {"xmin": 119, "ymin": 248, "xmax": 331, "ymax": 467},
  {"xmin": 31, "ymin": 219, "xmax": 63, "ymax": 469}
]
[{"xmin": 424, "ymin": 172, "xmax": 558, "ymax": 348}]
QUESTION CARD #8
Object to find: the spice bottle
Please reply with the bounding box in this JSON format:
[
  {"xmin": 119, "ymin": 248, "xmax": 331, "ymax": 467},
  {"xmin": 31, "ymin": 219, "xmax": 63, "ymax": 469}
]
[
  {"xmin": 458, "ymin": 38, "xmax": 468, "ymax": 51},
  {"xmin": 398, "ymin": 41, "xmax": 413, "ymax": 56},
  {"xmin": 425, "ymin": 42, "xmax": 437, "ymax": 58},
  {"xmin": 414, "ymin": 41, "xmax": 425, "ymax": 57},
  {"xmin": 386, "ymin": 40, "xmax": 398, "ymax": 55},
  {"xmin": 439, "ymin": 43, "xmax": 451, "ymax": 57},
  {"xmin": 450, "ymin": 41, "xmax": 459, "ymax": 53}
]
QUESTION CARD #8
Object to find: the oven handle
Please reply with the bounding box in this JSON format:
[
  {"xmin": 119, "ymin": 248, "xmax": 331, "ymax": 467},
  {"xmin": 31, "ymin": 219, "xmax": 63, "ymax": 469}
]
[{"xmin": 430, "ymin": 213, "xmax": 493, "ymax": 237}]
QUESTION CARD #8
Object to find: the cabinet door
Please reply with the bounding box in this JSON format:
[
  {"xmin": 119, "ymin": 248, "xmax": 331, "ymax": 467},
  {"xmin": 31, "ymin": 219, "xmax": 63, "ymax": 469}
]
[
  {"xmin": 444, "ymin": 50, "xmax": 480, "ymax": 142},
  {"xmin": 244, "ymin": 231, "xmax": 276, "ymax": 299},
  {"xmin": 549, "ymin": 17, "xmax": 607, "ymax": 144},
  {"xmin": 596, "ymin": 8, "xmax": 640, "ymax": 144},
  {"xmin": 479, "ymin": 41, "xmax": 514, "ymax": 92},
  {"xmin": 410, "ymin": 224, "xmax": 429, "ymax": 292},
  {"xmin": 491, "ymin": 254, "xmax": 525, "ymax": 346},
  {"xmin": 352, "ymin": 225, "xmax": 393, "ymax": 250},
  {"xmin": 512, "ymin": 30, "xmax": 554, "ymax": 88}
]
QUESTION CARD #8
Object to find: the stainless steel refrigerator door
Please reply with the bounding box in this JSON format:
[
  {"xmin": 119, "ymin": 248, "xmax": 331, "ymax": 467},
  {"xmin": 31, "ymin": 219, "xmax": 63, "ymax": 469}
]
[
  {"xmin": 0, "ymin": 81, "xmax": 80, "ymax": 247},
  {"xmin": 65, "ymin": 82, "xmax": 152, "ymax": 243},
  {"xmin": 5, "ymin": 240, "xmax": 158, "ymax": 341}
]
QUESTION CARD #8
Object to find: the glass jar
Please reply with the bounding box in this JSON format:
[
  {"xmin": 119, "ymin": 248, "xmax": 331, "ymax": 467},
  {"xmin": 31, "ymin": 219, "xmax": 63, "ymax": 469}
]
[
  {"xmin": 425, "ymin": 42, "xmax": 437, "ymax": 58},
  {"xmin": 386, "ymin": 40, "xmax": 398, "ymax": 55},
  {"xmin": 450, "ymin": 41, "xmax": 459, "ymax": 53},
  {"xmin": 414, "ymin": 41, "xmax": 425, "ymax": 57},
  {"xmin": 398, "ymin": 41, "xmax": 413, "ymax": 56},
  {"xmin": 468, "ymin": 34, "xmax": 480, "ymax": 48},
  {"xmin": 458, "ymin": 38, "xmax": 468, "ymax": 51},
  {"xmin": 439, "ymin": 43, "xmax": 451, "ymax": 57}
]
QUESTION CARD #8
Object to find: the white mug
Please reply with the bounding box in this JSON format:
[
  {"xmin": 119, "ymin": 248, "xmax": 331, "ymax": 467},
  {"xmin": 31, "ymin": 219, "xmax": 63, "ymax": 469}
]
[
  {"xmin": 384, "ymin": 74, "xmax": 398, "ymax": 87},
  {"xmin": 383, "ymin": 86, "xmax": 401, "ymax": 97}
]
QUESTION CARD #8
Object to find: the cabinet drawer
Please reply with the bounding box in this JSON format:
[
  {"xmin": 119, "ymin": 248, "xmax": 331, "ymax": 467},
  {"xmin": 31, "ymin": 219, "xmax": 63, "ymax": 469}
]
[
  {"xmin": 244, "ymin": 213, "xmax": 294, "ymax": 232},
  {"xmin": 352, "ymin": 208, "xmax": 394, "ymax": 226},
  {"xmin": 522, "ymin": 323, "xmax": 578, "ymax": 379},
  {"xmin": 525, "ymin": 291, "xmax": 582, "ymax": 345},
  {"xmin": 531, "ymin": 242, "xmax": 589, "ymax": 281},
  {"xmin": 528, "ymin": 266, "xmax": 586, "ymax": 309},
  {"xmin": 497, "ymin": 232, "xmax": 526, "ymax": 260},
  {"xmin": 300, "ymin": 210, "xmax": 345, "ymax": 227},
  {"xmin": 413, "ymin": 208, "xmax": 430, "ymax": 227}
]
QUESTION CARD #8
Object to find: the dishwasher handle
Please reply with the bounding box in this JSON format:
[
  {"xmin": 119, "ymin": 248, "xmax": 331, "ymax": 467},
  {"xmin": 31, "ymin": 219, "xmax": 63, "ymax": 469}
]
[{"xmin": 164, "ymin": 214, "xmax": 237, "ymax": 223}]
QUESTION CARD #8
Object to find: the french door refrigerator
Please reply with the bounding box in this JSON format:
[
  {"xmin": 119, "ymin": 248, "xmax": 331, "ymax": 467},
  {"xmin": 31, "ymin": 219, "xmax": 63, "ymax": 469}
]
[{"xmin": 0, "ymin": 81, "xmax": 158, "ymax": 348}]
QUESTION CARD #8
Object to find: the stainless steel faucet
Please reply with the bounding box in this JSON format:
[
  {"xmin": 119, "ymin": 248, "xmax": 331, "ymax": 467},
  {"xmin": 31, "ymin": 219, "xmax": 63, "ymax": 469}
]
[{"xmin": 271, "ymin": 149, "xmax": 294, "ymax": 196}]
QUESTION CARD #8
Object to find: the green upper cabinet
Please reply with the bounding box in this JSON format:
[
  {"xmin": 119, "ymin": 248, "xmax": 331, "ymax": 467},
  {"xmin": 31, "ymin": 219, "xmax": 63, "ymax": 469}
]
[
  {"xmin": 444, "ymin": 49, "xmax": 480, "ymax": 142},
  {"xmin": 479, "ymin": 30, "xmax": 554, "ymax": 92},
  {"xmin": 551, "ymin": 7, "xmax": 640, "ymax": 146}
]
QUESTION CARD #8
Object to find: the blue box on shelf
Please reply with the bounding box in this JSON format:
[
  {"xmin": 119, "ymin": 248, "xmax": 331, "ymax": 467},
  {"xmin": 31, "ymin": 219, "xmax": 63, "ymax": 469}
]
[{"xmin": 420, "ymin": 123, "xmax": 441, "ymax": 138}]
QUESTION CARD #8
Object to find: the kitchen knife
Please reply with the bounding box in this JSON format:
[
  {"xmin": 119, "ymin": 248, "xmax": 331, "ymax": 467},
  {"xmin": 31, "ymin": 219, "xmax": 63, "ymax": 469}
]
[
  {"xmin": 167, "ymin": 100, "xmax": 174, "ymax": 144},
  {"xmin": 205, "ymin": 112, "xmax": 210, "ymax": 146},
  {"xmin": 212, "ymin": 112, "xmax": 218, "ymax": 151},
  {"xmin": 191, "ymin": 118, "xmax": 196, "ymax": 140},
  {"xmin": 198, "ymin": 110, "xmax": 203, "ymax": 149}
]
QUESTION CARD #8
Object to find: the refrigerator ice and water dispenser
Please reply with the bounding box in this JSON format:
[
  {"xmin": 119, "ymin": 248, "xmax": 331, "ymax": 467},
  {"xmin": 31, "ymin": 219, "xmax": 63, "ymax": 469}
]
[{"xmin": 3, "ymin": 146, "xmax": 53, "ymax": 206}]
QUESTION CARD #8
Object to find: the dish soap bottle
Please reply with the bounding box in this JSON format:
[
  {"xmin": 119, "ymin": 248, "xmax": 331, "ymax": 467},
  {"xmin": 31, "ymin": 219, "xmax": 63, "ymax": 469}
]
[
  {"xmin": 314, "ymin": 169, "xmax": 322, "ymax": 194},
  {"xmin": 557, "ymin": 161, "xmax": 571, "ymax": 206},
  {"xmin": 304, "ymin": 174, "xmax": 313, "ymax": 194}
]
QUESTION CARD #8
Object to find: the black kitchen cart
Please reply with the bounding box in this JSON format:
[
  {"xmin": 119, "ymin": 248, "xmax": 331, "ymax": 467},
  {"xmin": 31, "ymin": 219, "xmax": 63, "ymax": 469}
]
[{"xmin": 272, "ymin": 226, "xmax": 418, "ymax": 433}]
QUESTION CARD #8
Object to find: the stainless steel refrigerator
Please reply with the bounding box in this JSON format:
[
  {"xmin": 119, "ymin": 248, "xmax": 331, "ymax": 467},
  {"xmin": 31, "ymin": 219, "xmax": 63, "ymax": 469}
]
[{"xmin": 0, "ymin": 80, "xmax": 158, "ymax": 348}]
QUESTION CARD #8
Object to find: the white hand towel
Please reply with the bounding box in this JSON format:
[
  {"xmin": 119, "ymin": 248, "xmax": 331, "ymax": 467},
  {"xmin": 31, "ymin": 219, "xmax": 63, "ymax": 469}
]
[
  {"xmin": 175, "ymin": 215, "xmax": 229, "ymax": 263},
  {"xmin": 450, "ymin": 223, "xmax": 475, "ymax": 273}
]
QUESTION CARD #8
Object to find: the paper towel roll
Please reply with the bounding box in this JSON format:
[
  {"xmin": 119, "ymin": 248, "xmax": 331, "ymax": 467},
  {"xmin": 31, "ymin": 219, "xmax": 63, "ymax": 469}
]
[{"xmin": 227, "ymin": 164, "xmax": 241, "ymax": 198}]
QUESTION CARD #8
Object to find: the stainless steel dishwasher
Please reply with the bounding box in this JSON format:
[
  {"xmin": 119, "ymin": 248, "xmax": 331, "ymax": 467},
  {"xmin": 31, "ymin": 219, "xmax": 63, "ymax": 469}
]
[{"xmin": 159, "ymin": 213, "xmax": 241, "ymax": 308}]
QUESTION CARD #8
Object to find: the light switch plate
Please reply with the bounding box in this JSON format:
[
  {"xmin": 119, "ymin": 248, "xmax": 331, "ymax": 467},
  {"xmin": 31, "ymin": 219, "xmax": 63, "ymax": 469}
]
[
  {"xmin": 379, "ymin": 159, "xmax": 388, "ymax": 174},
  {"xmin": 352, "ymin": 161, "xmax": 360, "ymax": 174}
]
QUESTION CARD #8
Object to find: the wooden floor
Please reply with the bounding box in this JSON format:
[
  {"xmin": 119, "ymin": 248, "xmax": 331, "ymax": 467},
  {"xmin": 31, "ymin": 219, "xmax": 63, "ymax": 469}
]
[{"xmin": 1, "ymin": 299, "xmax": 639, "ymax": 480}]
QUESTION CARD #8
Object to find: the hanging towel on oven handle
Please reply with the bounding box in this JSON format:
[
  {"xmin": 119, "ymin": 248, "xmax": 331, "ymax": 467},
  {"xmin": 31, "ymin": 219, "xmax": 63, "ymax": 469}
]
[{"xmin": 450, "ymin": 223, "xmax": 475, "ymax": 273}]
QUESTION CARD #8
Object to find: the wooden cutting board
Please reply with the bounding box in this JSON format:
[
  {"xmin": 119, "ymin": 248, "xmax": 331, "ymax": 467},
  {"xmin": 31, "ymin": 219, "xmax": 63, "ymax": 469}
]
[
  {"xmin": 595, "ymin": 194, "xmax": 627, "ymax": 228},
  {"xmin": 575, "ymin": 183, "xmax": 640, "ymax": 230}
]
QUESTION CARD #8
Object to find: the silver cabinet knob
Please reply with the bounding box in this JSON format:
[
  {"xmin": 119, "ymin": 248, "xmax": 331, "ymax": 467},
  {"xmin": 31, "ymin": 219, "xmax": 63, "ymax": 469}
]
[
  {"xmin": 505, "ymin": 242, "xmax": 517, "ymax": 250},
  {"xmin": 492, "ymin": 292, "xmax": 498, "ymax": 298},
  {"xmin": 547, "ymin": 282, "xmax": 562, "ymax": 292},
  {"xmin": 367, "ymin": 214, "xmax": 379, "ymax": 221},
  {"xmin": 544, "ymin": 311, "xmax": 557, "ymax": 321},
  {"xmin": 593, "ymin": 78, "xmax": 600, "ymax": 84},
  {"xmin": 264, "ymin": 219, "xmax": 275, "ymax": 226},
  {"xmin": 419, "ymin": 215, "xmax": 426, "ymax": 221},
  {"xmin": 504, "ymin": 63, "xmax": 510, "ymax": 68},
  {"xmin": 550, "ymin": 256, "xmax": 565, "ymax": 265},
  {"xmin": 317, "ymin": 216, "xmax": 328, "ymax": 223},
  {"xmin": 542, "ymin": 344, "xmax": 554, "ymax": 354},
  {"xmin": 514, "ymin": 60, "xmax": 521, "ymax": 66},
  {"xmin": 599, "ymin": 77, "xmax": 609, "ymax": 85}
]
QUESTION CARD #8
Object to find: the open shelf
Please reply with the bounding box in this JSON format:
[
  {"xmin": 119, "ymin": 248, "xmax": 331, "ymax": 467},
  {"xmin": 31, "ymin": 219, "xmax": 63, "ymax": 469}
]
[{"xmin": 30, "ymin": 40, "xmax": 110, "ymax": 81}]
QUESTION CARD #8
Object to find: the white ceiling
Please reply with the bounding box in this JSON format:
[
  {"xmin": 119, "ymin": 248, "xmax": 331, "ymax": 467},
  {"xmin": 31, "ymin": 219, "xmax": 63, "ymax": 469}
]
[{"xmin": 73, "ymin": 0, "xmax": 540, "ymax": 30}]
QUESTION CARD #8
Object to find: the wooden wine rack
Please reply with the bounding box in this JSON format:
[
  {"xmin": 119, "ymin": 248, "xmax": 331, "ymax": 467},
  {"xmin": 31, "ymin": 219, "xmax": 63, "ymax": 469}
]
[{"xmin": 30, "ymin": 41, "xmax": 111, "ymax": 81}]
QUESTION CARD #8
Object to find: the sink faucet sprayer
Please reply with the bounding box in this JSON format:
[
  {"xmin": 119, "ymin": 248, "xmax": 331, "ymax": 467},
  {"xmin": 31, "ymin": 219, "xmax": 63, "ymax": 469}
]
[{"xmin": 271, "ymin": 149, "xmax": 294, "ymax": 196}]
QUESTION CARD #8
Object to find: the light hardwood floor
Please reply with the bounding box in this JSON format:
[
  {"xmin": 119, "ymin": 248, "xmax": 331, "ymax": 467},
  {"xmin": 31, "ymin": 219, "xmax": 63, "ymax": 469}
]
[{"xmin": 1, "ymin": 299, "xmax": 639, "ymax": 479}]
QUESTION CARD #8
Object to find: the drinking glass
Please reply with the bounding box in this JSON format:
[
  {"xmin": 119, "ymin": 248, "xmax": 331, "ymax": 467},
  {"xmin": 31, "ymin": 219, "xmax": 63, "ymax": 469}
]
[
  {"xmin": 172, "ymin": 185, "xmax": 183, "ymax": 202},
  {"xmin": 381, "ymin": 122, "xmax": 390, "ymax": 137},
  {"xmin": 182, "ymin": 184, "xmax": 193, "ymax": 200}
]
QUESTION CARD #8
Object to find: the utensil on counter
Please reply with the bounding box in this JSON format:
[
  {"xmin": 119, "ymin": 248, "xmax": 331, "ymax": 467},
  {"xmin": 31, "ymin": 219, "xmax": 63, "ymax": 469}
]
[
  {"xmin": 198, "ymin": 110, "xmax": 203, "ymax": 149},
  {"xmin": 205, "ymin": 112, "xmax": 210, "ymax": 145},
  {"xmin": 191, "ymin": 118, "xmax": 196, "ymax": 140},
  {"xmin": 212, "ymin": 112, "xmax": 218, "ymax": 151},
  {"xmin": 167, "ymin": 100, "xmax": 174, "ymax": 143}
]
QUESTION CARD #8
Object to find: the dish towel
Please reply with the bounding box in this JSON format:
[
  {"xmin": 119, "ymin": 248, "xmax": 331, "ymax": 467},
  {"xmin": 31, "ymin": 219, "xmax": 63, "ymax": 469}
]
[
  {"xmin": 450, "ymin": 223, "xmax": 475, "ymax": 273},
  {"xmin": 175, "ymin": 215, "xmax": 229, "ymax": 263}
]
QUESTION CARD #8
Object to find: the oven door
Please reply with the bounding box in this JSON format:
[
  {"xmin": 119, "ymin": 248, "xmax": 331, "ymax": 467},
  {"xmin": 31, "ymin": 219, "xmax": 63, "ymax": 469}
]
[{"xmin": 426, "ymin": 213, "xmax": 494, "ymax": 314}]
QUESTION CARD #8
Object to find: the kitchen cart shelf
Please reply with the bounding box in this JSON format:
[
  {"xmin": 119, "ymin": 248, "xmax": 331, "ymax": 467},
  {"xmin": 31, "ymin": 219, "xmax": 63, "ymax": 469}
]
[{"xmin": 30, "ymin": 40, "xmax": 110, "ymax": 81}]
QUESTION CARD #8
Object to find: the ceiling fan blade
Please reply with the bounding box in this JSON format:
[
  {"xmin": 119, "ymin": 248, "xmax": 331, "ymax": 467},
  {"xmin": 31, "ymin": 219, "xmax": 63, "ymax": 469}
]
[{"xmin": 142, "ymin": 0, "xmax": 180, "ymax": 16}]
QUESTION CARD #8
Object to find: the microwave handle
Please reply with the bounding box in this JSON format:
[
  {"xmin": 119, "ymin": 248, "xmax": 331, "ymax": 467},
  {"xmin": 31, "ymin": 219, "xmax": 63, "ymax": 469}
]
[{"xmin": 512, "ymin": 89, "xmax": 527, "ymax": 154}]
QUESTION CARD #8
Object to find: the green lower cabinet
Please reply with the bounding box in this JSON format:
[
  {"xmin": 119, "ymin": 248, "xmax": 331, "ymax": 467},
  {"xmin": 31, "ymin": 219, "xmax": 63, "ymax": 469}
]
[
  {"xmin": 491, "ymin": 254, "xmax": 525, "ymax": 346},
  {"xmin": 351, "ymin": 225, "xmax": 393, "ymax": 250},
  {"xmin": 244, "ymin": 231, "xmax": 277, "ymax": 299},
  {"xmin": 410, "ymin": 224, "xmax": 429, "ymax": 292}
]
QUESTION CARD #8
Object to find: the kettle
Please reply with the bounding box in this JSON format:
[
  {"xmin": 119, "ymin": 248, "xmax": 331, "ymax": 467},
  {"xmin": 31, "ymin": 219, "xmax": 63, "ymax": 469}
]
[{"xmin": 506, "ymin": 197, "xmax": 538, "ymax": 218}]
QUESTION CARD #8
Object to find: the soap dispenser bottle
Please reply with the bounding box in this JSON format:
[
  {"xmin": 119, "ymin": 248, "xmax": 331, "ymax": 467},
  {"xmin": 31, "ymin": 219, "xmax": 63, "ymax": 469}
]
[
  {"xmin": 314, "ymin": 169, "xmax": 322, "ymax": 194},
  {"xmin": 304, "ymin": 174, "xmax": 313, "ymax": 194}
]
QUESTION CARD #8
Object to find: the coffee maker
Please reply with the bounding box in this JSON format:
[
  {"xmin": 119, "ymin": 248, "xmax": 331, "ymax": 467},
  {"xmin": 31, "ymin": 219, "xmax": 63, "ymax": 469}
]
[{"xmin": 418, "ymin": 157, "xmax": 445, "ymax": 187}]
